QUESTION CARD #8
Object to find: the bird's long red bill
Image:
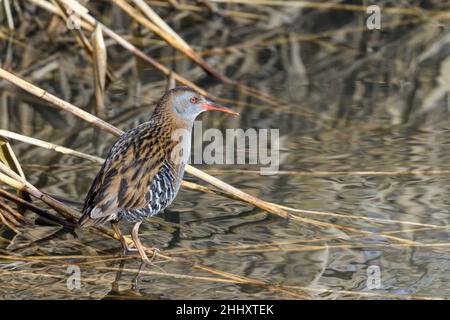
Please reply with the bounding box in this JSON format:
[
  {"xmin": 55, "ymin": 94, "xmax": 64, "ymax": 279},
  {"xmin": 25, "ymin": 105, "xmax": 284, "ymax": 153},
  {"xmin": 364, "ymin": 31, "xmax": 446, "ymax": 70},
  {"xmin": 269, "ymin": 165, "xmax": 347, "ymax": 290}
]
[{"xmin": 203, "ymin": 101, "xmax": 239, "ymax": 115}]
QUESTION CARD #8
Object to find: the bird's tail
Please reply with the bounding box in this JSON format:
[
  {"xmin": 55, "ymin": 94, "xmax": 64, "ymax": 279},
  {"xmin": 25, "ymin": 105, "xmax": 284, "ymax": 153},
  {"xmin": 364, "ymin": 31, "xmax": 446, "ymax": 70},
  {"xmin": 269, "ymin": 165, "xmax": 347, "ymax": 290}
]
[
  {"xmin": 77, "ymin": 212, "xmax": 97, "ymax": 228},
  {"xmin": 78, "ymin": 210, "xmax": 113, "ymax": 228}
]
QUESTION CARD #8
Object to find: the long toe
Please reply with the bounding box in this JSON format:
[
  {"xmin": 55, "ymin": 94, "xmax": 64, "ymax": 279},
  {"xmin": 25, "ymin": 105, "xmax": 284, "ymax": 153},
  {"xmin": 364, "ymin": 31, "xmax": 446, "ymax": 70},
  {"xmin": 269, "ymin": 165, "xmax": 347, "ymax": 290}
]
[
  {"xmin": 149, "ymin": 248, "xmax": 160, "ymax": 262},
  {"xmin": 144, "ymin": 249, "xmax": 166, "ymax": 273},
  {"xmin": 140, "ymin": 248, "xmax": 159, "ymax": 265},
  {"xmin": 141, "ymin": 255, "xmax": 152, "ymax": 265}
]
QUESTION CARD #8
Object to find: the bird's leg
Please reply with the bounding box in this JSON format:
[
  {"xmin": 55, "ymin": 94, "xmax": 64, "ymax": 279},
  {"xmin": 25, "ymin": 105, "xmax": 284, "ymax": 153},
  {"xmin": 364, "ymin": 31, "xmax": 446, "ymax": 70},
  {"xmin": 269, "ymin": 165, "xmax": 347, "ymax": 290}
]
[
  {"xmin": 132, "ymin": 261, "xmax": 147, "ymax": 290},
  {"xmin": 111, "ymin": 221, "xmax": 136, "ymax": 255},
  {"xmin": 131, "ymin": 221, "xmax": 158, "ymax": 264}
]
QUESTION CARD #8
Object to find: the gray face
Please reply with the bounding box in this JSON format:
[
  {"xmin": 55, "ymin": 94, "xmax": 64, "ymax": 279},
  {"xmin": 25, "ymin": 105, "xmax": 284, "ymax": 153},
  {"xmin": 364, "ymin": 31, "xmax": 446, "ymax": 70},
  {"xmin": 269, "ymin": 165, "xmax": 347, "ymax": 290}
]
[{"xmin": 172, "ymin": 91, "xmax": 206, "ymax": 122}]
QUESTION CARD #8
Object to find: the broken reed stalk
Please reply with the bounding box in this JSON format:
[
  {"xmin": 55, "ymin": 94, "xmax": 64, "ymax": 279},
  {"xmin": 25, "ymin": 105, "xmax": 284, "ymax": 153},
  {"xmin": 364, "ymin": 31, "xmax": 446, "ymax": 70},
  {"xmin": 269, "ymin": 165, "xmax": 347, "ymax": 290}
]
[
  {"xmin": 0, "ymin": 137, "xmax": 26, "ymax": 180},
  {"xmin": 0, "ymin": 211, "xmax": 20, "ymax": 233},
  {"xmin": 0, "ymin": 199, "xmax": 24, "ymax": 222}
]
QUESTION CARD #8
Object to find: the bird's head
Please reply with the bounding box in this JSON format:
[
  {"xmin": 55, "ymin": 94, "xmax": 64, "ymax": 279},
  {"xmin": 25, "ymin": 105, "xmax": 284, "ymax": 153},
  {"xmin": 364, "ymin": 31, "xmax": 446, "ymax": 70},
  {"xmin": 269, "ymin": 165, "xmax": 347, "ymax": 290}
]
[{"xmin": 157, "ymin": 87, "xmax": 238, "ymax": 125}]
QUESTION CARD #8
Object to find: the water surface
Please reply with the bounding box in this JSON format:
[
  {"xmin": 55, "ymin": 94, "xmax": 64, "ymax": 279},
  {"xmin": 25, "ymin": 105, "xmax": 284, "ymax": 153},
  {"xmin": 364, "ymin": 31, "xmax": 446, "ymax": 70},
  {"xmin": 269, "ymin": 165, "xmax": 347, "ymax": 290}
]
[{"xmin": 1, "ymin": 1, "xmax": 450, "ymax": 299}]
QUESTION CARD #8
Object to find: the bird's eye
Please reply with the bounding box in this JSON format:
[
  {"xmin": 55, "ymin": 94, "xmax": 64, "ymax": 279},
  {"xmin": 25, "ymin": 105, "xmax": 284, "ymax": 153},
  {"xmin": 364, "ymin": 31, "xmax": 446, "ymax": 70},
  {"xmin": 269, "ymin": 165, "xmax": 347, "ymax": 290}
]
[{"xmin": 190, "ymin": 96, "xmax": 198, "ymax": 103}]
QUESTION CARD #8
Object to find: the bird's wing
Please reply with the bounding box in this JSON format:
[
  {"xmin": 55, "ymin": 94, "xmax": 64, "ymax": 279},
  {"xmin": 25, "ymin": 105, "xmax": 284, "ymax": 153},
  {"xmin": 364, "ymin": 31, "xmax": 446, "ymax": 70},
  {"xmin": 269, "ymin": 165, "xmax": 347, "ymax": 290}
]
[{"xmin": 79, "ymin": 124, "xmax": 173, "ymax": 226}]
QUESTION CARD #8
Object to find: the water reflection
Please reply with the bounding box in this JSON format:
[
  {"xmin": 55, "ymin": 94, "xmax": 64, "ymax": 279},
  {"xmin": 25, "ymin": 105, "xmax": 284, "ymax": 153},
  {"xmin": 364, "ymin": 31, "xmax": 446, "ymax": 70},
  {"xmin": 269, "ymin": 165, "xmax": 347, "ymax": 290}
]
[{"xmin": 2, "ymin": 1, "xmax": 450, "ymax": 299}]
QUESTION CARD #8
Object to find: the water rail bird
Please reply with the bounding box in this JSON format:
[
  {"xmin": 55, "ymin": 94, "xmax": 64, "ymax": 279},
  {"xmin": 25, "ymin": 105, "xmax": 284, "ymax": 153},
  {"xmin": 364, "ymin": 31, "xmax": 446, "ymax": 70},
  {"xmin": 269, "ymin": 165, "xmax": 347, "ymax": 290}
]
[{"xmin": 78, "ymin": 87, "xmax": 238, "ymax": 264}]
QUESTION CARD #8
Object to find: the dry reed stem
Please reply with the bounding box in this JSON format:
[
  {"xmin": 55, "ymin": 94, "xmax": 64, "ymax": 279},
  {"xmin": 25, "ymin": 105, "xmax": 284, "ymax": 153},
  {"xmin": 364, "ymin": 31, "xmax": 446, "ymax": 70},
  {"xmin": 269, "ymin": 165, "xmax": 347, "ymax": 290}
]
[
  {"xmin": 0, "ymin": 161, "xmax": 125, "ymax": 238},
  {"xmin": 31, "ymin": 0, "xmax": 93, "ymax": 30},
  {"xmin": 0, "ymin": 129, "xmax": 104, "ymax": 163},
  {"xmin": 0, "ymin": 137, "xmax": 26, "ymax": 180},
  {"xmin": 52, "ymin": 0, "xmax": 116, "ymax": 82},
  {"xmin": 0, "ymin": 161, "xmax": 78, "ymax": 219},
  {"xmin": 3, "ymin": 0, "xmax": 15, "ymax": 30},
  {"xmin": 0, "ymin": 188, "xmax": 73, "ymax": 226},
  {"xmin": 126, "ymin": 0, "xmax": 229, "ymax": 82},
  {"xmin": 91, "ymin": 23, "xmax": 107, "ymax": 118},
  {"xmin": 0, "ymin": 68, "xmax": 120, "ymax": 135},
  {"xmin": 0, "ymin": 198, "xmax": 23, "ymax": 222}
]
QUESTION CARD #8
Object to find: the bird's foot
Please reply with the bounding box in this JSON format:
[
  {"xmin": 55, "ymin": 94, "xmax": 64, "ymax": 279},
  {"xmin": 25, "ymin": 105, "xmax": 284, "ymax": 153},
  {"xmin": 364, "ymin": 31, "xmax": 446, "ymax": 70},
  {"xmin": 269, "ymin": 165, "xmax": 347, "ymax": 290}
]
[
  {"xmin": 140, "ymin": 247, "xmax": 159, "ymax": 264},
  {"xmin": 141, "ymin": 248, "xmax": 165, "ymax": 273},
  {"xmin": 148, "ymin": 248, "xmax": 160, "ymax": 262},
  {"xmin": 132, "ymin": 249, "xmax": 165, "ymax": 289}
]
